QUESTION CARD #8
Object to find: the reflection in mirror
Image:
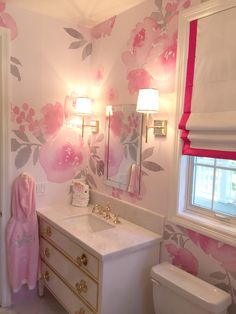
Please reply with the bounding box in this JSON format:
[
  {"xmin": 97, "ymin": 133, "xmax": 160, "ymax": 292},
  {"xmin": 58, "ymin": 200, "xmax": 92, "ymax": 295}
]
[{"xmin": 105, "ymin": 104, "xmax": 142, "ymax": 193}]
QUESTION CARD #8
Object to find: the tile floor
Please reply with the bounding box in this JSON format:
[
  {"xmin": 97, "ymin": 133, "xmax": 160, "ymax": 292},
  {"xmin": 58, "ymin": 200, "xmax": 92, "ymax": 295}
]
[{"xmin": 1, "ymin": 286, "xmax": 66, "ymax": 314}]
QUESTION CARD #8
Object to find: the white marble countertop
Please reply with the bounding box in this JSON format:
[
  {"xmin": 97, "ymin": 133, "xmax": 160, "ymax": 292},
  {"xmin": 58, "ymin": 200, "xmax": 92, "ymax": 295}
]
[{"xmin": 37, "ymin": 205, "xmax": 162, "ymax": 261}]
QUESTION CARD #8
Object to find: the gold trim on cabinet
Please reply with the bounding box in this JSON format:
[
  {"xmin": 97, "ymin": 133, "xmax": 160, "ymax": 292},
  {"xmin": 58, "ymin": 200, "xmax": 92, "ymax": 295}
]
[
  {"xmin": 40, "ymin": 233, "xmax": 99, "ymax": 283},
  {"xmin": 42, "ymin": 258, "xmax": 98, "ymax": 312},
  {"xmin": 77, "ymin": 253, "xmax": 88, "ymax": 267},
  {"xmin": 75, "ymin": 280, "xmax": 88, "ymax": 294},
  {"xmin": 39, "ymin": 219, "xmax": 99, "ymax": 280},
  {"xmin": 41, "ymin": 269, "xmax": 96, "ymax": 314},
  {"xmin": 43, "ymin": 270, "xmax": 50, "ymax": 282},
  {"xmin": 44, "ymin": 247, "xmax": 50, "ymax": 258}
]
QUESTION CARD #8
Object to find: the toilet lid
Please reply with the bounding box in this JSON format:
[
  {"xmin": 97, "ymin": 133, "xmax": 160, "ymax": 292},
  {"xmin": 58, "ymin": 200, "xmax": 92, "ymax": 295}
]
[{"xmin": 151, "ymin": 263, "xmax": 231, "ymax": 313}]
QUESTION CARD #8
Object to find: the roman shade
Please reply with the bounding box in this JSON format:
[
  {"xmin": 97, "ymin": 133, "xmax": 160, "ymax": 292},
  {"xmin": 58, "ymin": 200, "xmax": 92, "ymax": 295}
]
[{"xmin": 179, "ymin": 7, "xmax": 236, "ymax": 159}]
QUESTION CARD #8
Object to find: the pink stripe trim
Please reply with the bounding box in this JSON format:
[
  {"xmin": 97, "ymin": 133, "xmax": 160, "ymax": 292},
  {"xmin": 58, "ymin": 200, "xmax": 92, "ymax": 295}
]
[
  {"xmin": 183, "ymin": 142, "xmax": 236, "ymax": 160},
  {"xmin": 183, "ymin": 20, "xmax": 197, "ymax": 113}
]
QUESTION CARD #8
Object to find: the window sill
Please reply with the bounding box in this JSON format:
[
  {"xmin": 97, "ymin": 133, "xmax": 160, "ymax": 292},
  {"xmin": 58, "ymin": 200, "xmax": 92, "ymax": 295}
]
[{"xmin": 169, "ymin": 211, "xmax": 236, "ymax": 247}]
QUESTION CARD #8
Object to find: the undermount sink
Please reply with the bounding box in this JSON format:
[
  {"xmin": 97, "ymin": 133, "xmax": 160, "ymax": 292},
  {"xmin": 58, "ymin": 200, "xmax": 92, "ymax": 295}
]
[{"xmin": 63, "ymin": 214, "xmax": 114, "ymax": 233}]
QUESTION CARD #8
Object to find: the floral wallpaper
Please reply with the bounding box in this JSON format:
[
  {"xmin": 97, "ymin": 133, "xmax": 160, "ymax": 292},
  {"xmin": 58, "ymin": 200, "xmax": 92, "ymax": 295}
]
[
  {"xmin": 4, "ymin": 0, "xmax": 236, "ymax": 311},
  {"xmin": 163, "ymin": 223, "xmax": 236, "ymax": 313}
]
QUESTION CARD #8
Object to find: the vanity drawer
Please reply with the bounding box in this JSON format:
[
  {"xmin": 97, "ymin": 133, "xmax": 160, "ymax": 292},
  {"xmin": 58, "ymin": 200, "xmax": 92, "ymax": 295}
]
[
  {"xmin": 41, "ymin": 262, "xmax": 95, "ymax": 314},
  {"xmin": 40, "ymin": 238, "xmax": 99, "ymax": 311},
  {"xmin": 39, "ymin": 218, "xmax": 99, "ymax": 280}
]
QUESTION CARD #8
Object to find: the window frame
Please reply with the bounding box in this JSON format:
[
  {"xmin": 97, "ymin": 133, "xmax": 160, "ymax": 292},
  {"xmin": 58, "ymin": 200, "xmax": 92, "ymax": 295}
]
[
  {"xmin": 168, "ymin": 0, "xmax": 236, "ymax": 247},
  {"xmin": 187, "ymin": 156, "xmax": 236, "ymax": 222}
]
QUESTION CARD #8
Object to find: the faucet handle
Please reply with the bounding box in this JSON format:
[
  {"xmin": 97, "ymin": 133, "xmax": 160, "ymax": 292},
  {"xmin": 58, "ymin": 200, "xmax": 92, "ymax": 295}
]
[{"xmin": 113, "ymin": 214, "xmax": 121, "ymax": 224}]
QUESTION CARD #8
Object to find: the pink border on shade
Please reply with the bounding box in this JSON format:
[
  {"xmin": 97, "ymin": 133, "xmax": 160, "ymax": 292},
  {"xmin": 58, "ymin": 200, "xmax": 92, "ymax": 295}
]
[
  {"xmin": 183, "ymin": 142, "xmax": 236, "ymax": 160},
  {"xmin": 178, "ymin": 19, "xmax": 236, "ymax": 159},
  {"xmin": 178, "ymin": 19, "xmax": 198, "ymax": 153}
]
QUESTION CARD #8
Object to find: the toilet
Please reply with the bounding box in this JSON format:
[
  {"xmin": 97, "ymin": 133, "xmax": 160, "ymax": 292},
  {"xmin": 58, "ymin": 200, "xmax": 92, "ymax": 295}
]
[{"xmin": 151, "ymin": 262, "xmax": 232, "ymax": 314}]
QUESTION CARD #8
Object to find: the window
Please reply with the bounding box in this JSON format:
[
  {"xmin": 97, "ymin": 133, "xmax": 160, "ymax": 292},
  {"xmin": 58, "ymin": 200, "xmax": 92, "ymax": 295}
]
[{"xmin": 188, "ymin": 157, "xmax": 236, "ymax": 220}]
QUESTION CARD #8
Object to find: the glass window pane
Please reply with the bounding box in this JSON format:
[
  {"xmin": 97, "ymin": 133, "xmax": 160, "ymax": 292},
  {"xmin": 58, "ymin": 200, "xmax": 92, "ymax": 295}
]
[
  {"xmin": 192, "ymin": 165, "xmax": 214, "ymax": 210},
  {"xmin": 213, "ymin": 168, "xmax": 236, "ymax": 216},
  {"xmin": 216, "ymin": 159, "xmax": 236, "ymax": 169},
  {"xmin": 195, "ymin": 157, "xmax": 215, "ymax": 166}
]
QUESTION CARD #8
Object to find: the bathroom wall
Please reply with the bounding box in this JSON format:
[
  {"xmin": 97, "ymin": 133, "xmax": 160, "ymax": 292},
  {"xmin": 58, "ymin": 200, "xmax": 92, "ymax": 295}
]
[
  {"xmin": 88, "ymin": 1, "xmax": 236, "ymax": 311},
  {"xmin": 3, "ymin": 0, "xmax": 236, "ymax": 311},
  {"xmin": 4, "ymin": 1, "xmax": 92, "ymax": 207}
]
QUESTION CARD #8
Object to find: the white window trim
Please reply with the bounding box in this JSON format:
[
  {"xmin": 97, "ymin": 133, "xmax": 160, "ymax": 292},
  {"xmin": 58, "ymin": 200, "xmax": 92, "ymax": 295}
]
[{"xmin": 168, "ymin": 0, "xmax": 236, "ymax": 248}]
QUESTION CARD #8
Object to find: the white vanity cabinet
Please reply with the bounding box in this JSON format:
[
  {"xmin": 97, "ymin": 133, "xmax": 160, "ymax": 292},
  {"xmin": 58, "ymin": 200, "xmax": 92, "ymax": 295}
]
[{"xmin": 38, "ymin": 207, "xmax": 161, "ymax": 314}]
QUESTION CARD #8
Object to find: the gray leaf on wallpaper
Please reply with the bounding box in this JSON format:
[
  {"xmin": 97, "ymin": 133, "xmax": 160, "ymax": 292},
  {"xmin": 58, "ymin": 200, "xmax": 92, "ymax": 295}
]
[
  {"xmin": 64, "ymin": 28, "xmax": 84, "ymax": 40},
  {"xmin": 33, "ymin": 146, "xmax": 40, "ymax": 165},
  {"xmin": 11, "ymin": 64, "xmax": 21, "ymax": 81},
  {"xmin": 86, "ymin": 173, "xmax": 97, "ymax": 188},
  {"xmin": 142, "ymin": 147, "xmax": 154, "ymax": 161},
  {"xmin": 163, "ymin": 230, "xmax": 170, "ymax": 240},
  {"xmin": 150, "ymin": 12, "xmax": 164, "ymax": 23},
  {"xmin": 130, "ymin": 129, "xmax": 138, "ymax": 142},
  {"xmin": 215, "ymin": 282, "xmax": 229, "ymax": 292},
  {"xmin": 229, "ymin": 272, "xmax": 236, "ymax": 280},
  {"xmin": 124, "ymin": 145, "xmax": 128, "ymax": 159},
  {"xmin": 165, "ymin": 224, "xmax": 175, "ymax": 233},
  {"xmin": 10, "ymin": 56, "xmax": 22, "ymax": 66},
  {"xmin": 89, "ymin": 157, "xmax": 96, "ymax": 175},
  {"xmin": 141, "ymin": 170, "xmax": 148, "ymax": 176},
  {"xmin": 210, "ymin": 272, "xmax": 227, "ymax": 280},
  {"xmin": 82, "ymin": 43, "xmax": 92, "ymax": 61},
  {"xmin": 179, "ymin": 236, "xmax": 184, "ymax": 248},
  {"xmin": 129, "ymin": 144, "xmax": 137, "ymax": 161},
  {"xmin": 35, "ymin": 133, "xmax": 46, "ymax": 144},
  {"xmin": 11, "ymin": 138, "xmax": 21, "ymax": 152},
  {"xmin": 13, "ymin": 130, "xmax": 30, "ymax": 143},
  {"xmin": 69, "ymin": 40, "xmax": 87, "ymax": 49},
  {"xmin": 155, "ymin": 0, "xmax": 163, "ymax": 10},
  {"xmin": 15, "ymin": 146, "xmax": 32, "ymax": 169},
  {"xmin": 171, "ymin": 234, "xmax": 178, "ymax": 244},
  {"xmin": 142, "ymin": 161, "xmax": 163, "ymax": 172},
  {"xmin": 96, "ymin": 134, "xmax": 104, "ymax": 143},
  {"xmin": 96, "ymin": 160, "xmax": 104, "ymax": 176}
]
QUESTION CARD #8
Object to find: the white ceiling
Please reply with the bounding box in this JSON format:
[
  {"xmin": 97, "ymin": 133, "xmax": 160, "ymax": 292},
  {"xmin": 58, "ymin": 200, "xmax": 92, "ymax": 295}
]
[{"xmin": 5, "ymin": 0, "xmax": 146, "ymax": 27}]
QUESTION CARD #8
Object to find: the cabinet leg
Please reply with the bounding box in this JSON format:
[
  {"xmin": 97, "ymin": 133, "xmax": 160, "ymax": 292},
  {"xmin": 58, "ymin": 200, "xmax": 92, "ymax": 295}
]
[{"xmin": 38, "ymin": 278, "xmax": 45, "ymax": 297}]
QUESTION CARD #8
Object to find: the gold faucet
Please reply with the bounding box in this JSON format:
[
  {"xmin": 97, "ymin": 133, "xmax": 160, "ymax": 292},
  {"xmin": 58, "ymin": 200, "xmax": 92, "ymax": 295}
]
[{"xmin": 92, "ymin": 203, "xmax": 121, "ymax": 224}]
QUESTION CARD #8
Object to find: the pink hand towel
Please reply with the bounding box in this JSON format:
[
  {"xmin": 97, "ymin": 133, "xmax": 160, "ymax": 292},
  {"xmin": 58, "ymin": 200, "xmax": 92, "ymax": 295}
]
[
  {"xmin": 6, "ymin": 173, "xmax": 40, "ymax": 293},
  {"xmin": 127, "ymin": 164, "xmax": 140, "ymax": 194}
]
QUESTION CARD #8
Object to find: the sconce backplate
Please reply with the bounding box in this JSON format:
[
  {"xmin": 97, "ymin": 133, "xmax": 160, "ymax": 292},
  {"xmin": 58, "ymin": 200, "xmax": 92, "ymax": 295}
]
[{"xmin": 153, "ymin": 120, "xmax": 167, "ymax": 137}]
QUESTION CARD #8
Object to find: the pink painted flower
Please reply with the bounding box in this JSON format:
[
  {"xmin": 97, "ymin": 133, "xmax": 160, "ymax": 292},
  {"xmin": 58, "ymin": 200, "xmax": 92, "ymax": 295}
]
[
  {"xmin": 105, "ymin": 87, "xmax": 118, "ymax": 105},
  {"xmin": 122, "ymin": 17, "xmax": 163, "ymax": 70},
  {"xmin": 166, "ymin": 243, "xmax": 199, "ymax": 275},
  {"xmin": 39, "ymin": 128, "xmax": 84, "ymax": 183},
  {"xmin": 211, "ymin": 244, "xmax": 236, "ymax": 272},
  {"xmin": 91, "ymin": 16, "xmax": 116, "ymax": 39},
  {"xmin": 110, "ymin": 111, "xmax": 124, "ymax": 137},
  {"xmin": 39, "ymin": 102, "xmax": 64, "ymax": 138},
  {"xmin": 127, "ymin": 68, "xmax": 153, "ymax": 94},
  {"xmin": 0, "ymin": 3, "xmax": 17, "ymax": 40},
  {"xmin": 106, "ymin": 139, "xmax": 125, "ymax": 177},
  {"xmin": 94, "ymin": 66, "xmax": 104, "ymax": 83}
]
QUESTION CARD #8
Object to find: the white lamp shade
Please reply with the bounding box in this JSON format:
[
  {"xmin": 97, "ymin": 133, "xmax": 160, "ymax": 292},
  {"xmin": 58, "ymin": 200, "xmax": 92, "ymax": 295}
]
[
  {"xmin": 75, "ymin": 97, "xmax": 92, "ymax": 115},
  {"xmin": 136, "ymin": 89, "xmax": 160, "ymax": 113}
]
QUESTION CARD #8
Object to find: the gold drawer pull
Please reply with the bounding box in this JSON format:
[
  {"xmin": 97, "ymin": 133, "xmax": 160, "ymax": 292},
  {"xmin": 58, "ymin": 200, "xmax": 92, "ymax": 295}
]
[
  {"xmin": 75, "ymin": 280, "xmax": 87, "ymax": 294},
  {"xmin": 43, "ymin": 271, "xmax": 50, "ymax": 282},
  {"xmin": 77, "ymin": 253, "xmax": 88, "ymax": 266},
  {"xmin": 42, "ymin": 226, "xmax": 52, "ymax": 237},
  {"xmin": 46, "ymin": 226, "xmax": 52, "ymax": 237},
  {"xmin": 44, "ymin": 247, "xmax": 50, "ymax": 258},
  {"xmin": 75, "ymin": 309, "xmax": 85, "ymax": 314}
]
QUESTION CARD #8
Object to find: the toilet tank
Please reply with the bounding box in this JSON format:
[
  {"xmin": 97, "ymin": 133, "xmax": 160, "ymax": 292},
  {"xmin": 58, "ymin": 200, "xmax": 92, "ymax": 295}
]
[{"xmin": 151, "ymin": 263, "xmax": 231, "ymax": 314}]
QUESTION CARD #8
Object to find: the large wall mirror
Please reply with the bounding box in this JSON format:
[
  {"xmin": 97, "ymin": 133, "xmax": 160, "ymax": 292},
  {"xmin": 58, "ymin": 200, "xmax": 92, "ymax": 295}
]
[{"xmin": 104, "ymin": 104, "xmax": 142, "ymax": 193}]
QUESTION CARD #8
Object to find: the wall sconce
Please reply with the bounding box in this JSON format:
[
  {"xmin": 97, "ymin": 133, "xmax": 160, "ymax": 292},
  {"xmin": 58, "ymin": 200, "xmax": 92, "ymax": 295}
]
[
  {"xmin": 75, "ymin": 97, "xmax": 99, "ymax": 137},
  {"xmin": 136, "ymin": 88, "xmax": 167, "ymax": 143}
]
